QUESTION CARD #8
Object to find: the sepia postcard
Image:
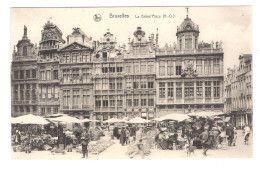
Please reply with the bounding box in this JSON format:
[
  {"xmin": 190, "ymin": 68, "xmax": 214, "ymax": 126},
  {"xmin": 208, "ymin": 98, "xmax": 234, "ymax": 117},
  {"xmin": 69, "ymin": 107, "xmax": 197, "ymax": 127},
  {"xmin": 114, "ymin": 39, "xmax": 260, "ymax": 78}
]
[{"xmin": 10, "ymin": 6, "xmax": 252, "ymax": 159}]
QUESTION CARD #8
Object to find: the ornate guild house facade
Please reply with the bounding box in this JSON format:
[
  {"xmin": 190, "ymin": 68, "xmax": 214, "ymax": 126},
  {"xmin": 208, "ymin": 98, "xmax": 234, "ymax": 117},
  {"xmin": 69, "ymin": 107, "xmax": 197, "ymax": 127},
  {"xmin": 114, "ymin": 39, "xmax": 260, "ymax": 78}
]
[{"xmin": 11, "ymin": 12, "xmax": 225, "ymax": 121}]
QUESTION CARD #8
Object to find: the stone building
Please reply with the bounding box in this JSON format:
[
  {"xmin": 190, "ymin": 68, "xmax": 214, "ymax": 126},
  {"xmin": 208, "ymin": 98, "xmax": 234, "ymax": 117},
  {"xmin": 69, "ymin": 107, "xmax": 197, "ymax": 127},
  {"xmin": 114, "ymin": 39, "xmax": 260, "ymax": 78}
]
[
  {"xmin": 155, "ymin": 14, "xmax": 224, "ymax": 116},
  {"xmin": 37, "ymin": 21, "xmax": 65, "ymax": 116},
  {"xmin": 224, "ymin": 54, "xmax": 252, "ymax": 128},
  {"xmin": 92, "ymin": 30, "xmax": 125, "ymax": 121},
  {"xmin": 58, "ymin": 28, "xmax": 94, "ymax": 120},
  {"xmin": 11, "ymin": 26, "xmax": 38, "ymax": 117}
]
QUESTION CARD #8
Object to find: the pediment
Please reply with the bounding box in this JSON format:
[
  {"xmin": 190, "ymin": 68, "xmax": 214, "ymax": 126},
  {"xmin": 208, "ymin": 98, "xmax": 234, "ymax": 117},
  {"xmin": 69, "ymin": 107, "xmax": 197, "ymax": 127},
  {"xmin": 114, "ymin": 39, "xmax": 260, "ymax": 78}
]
[{"xmin": 59, "ymin": 42, "xmax": 92, "ymax": 51}]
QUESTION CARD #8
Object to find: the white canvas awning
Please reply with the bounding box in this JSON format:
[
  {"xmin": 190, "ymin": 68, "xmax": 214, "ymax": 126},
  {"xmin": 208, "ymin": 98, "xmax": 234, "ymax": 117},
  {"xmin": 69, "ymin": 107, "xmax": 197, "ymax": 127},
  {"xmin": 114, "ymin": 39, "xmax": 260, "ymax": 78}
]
[
  {"xmin": 128, "ymin": 117, "xmax": 150, "ymax": 124},
  {"xmin": 155, "ymin": 113, "xmax": 190, "ymax": 122},
  {"xmin": 12, "ymin": 114, "xmax": 49, "ymax": 125}
]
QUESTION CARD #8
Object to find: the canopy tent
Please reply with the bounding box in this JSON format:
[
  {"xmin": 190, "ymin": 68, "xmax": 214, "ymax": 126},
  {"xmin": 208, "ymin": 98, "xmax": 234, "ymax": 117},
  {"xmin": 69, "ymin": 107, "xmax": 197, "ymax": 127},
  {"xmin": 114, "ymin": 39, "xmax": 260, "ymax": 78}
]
[
  {"xmin": 103, "ymin": 118, "xmax": 127, "ymax": 123},
  {"xmin": 188, "ymin": 111, "xmax": 225, "ymax": 118},
  {"xmin": 80, "ymin": 118, "xmax": 93, "ymax": 123},
  {"xmin": 47, "ymin": 114, "xmax": 81, "ymax": 123},
  {"xmin": 11, "ymin": 114, "xmax": 49, "ymax": 125},
  {"xmin": 128, "ymin": 117, "xmax": 150, "ymax": 124},
  {"xmin": 155, "ymin": 113, "xmax": 190, "ymax": 122}
]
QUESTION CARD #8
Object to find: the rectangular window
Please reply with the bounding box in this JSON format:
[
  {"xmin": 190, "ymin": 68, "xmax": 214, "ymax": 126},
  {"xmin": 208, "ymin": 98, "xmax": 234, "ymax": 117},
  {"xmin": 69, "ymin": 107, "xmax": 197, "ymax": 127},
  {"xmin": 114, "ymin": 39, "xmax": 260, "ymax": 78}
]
[
  {"xmin": 102, "ymin": 96, "xmax": 108, "ymax": 107},
  {"xmin": 126, "ymin": 78, "xmax": 132, "ymax": 89},
  {"xmin": 63, "ymin": 69, "xmax": 70, "ymax": 83},
  {"xmin": 214, "ymin": 81, "xmax": 220, "ymax": 98},
  {"xmin": 26, "ymin": 70, "xmax": 30, "ymax": 79},
  {"xmin": 47, "ymin": 108, "xmax": 51, "ymax": 113},
  {"xmin": 196, "ymin": 81, "xmax": 203, "ymax": 97},
  {"xmin": 168, "ymin": 82, "xmax": 174, "ymax": 98},
  {"xmin": 20, "ymin": 106, "xmax": 24, "ymax": 112},
  {"xmin": 20, "ymin": 84, "xmax": 24, "ymax": 100},
  {"xmin": 167, "ymin": 61, "xmax": 174, "ymax": 75},
  {"xmin": 117, "ymin": 95, "xmax": 123, "ymax": 107},
  {"xmin": 184, "ymin": 82, "xmax": 194, "ymax": 98},
  {"xmin": 196, "ymin": 59, "xmax": 202, "ymax": 74},
  {"xmin": 73, "ymin": 90, "xmax": 80, "ymax": 106},
  {"xmin": 109, "ymin": 66, "xmax": 115, "ymax": 73},
  {"xmin": 32, "ymin": 69, "xmax": 36, "ymax": 78},
  {"xmin": 148, "ymin": 77, "xmax": 154, "ymax": 88},
  {"xmin": 14, "ymin": 85, "xmax": 18, "ymax": 100},
  {"xmin": 63, "ymin": 90, "xmax": 70, "ymax": 106},
  {"xmin": 133, "ymin": 77, "xmax": 139, "ymax": 89},
  {"xmin": 95, "ymin": 96, "xmax": 101, "ymax": 107},
  {"xmin": 141, "ymin": 78, "xmax": 146, "ymax": 88},
  {"xmin": 116, "ymin": 67, "xmax": 123, "ymax": 73},
  {"xmin": 179, "ymin": 39, "xmax": 182, "ymax": 50},
  {"xmin": 63, "ymin": 53, "xmax": 70, "ymax": 63},
  {"xmin": 102, "ymin": 65, "xmax": 108, "ymax": 73},
  {"xmin": 41, "ymin": 86, "xmax": 46, "ymax": 99},
  {"xmin": 159, "ymin": 82, "xmax": 165, "ymax": 98},
  {"xmin": 26, "ymin": 84, "xmax": 30, "ymax": 100},
  {"xmin": 134, "ymin": 95, "xmax": 139, "ymax": 107},
  {"xmin": 204, "ymin": 59, "xmax": 211, "ymax": 75},
  {"xmin": 126, "ymin": 95, "xmax": 132, "ymax": 107},
  {"xmin": 213, "ymin": 58, "xmax": 220, "ymax": 74},
  {"xmin": 176, "ymin": 60, "xmax": 182, "ymax": 75},
  {"xmin": 82, "ymin": 68, "xmax": 90, "ymax": 83},
  {"xmin": 109, "ymin": 96, "xmax": 116, "ymax": 107},
  {"xmin": 53, "ymin": 107, "xmax": 58, "ymax": 113},
  {"xmin": 159, "ymin": 61, "xmax": 165, "ymax": 76},
  {"xmin": 53, "ymin": 70, "xmax": 59, "ymax": 80},
  {"xmin": 148, "ymin": 95, "xmax": 154, "ymax": 106},
  {"xmin": 40, "ymin": 71, "xmax": 46, "ymax": 80},
  {"xmin": 72, "ymin": 69, "xmax": 79, "ymax": 83},
  {"xmin": 72, "ymin": 53, "xmax": 79, "ymax": 63},
  {"xmin": 41, "ymin": 108, "xmax": 45, "ymax": 116},
  {"xmin": 176, "ymin": 82, "xmax": 182, "ymax": 99},
  {"xmin": 14, "ymin": 71, "xmax": 19, "ymax": 79},
  {"xmin": 109, "ymin": 78, "xmax": 115, "ymax": 89},
  {"xmin": 83, "ymin": 89, "xmax": 90, "ymax": 106},
  {"xmin": 205, "ymin": 81, "xmax": 211, "ymax": 98},
  {"xmin": 54, "ymin": 86, "xmax": 59, "ymax": 98},
  {"xmin": 20, "ymin": 70, "xmax": 24, "ymax": 79},
  {"xmin": 185, "ymin": 35, "xmax": 192, "ymax": 49},
  {"xmin": 46, "ymin": 70, "xmax": 51, "ymax": 80},
  {"xmin": 133, "ymin": 61, "xmax": 139, "ymax": 73},
  {"xmin": 141, "ymin": 95, "xmax": 147, "ymax": 106},
  {"xmin": 148, "ymin": 61, "xmax": 154, "ymax": 73},
  {"xmin": 102, "ymin": 79, "xmax": 109, "ymax": 90},
  {"xmin": 47, "ymin": 86, "xmax": 52, "ymax": 98},
  {"xmin": 117, "ymin": 78, "xmax": 122, "ymax": 89}
]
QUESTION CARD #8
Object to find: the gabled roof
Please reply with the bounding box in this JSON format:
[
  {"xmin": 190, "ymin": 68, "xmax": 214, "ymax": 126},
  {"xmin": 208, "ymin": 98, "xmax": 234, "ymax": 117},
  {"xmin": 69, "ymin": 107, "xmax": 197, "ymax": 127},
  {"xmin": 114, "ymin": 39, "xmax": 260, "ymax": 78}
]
[{"xmin": 58, "ymin": 41, "xmax": 93, "ymax": 51}]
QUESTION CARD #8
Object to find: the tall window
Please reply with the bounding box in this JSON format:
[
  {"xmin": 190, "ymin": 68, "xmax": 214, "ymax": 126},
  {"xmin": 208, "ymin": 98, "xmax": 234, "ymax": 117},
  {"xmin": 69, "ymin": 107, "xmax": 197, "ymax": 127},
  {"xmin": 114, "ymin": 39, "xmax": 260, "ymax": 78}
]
[
  {"xmin": 20, "ymin": 70, "xmax": 24, "ymax": 79},
  {"xmin": 196, "ymin": 81, "xmax": 203, "ymax": 97},
  {"xmin": 72, "ymin": 53, "xmax": 80, "ymax": 63},
  {"xmin": 126, "ymin": 62, "xmax": 131, "ymax": 73},
  {"xmin": 102, "ymin": 65, "xmax": 108, "ymax": 73},
  {"xmin": 141, "ymin": 61, "xmax": 146, "ymax": 73},
  {"xmin": 196, "ymin": 59, "xmax": 202, "ymax": 74},
  {"xmin": 167, "ymin": 61, "xmax": 174, "ymax": 75},
  {"xmin": 82, "ymin": 68, "xmax": 90, "ymax": 83},
  {"xmin": 26, "ymin": 70, "xmax": 30, "ymax": 79},
  {"xmin": 176, "ymin": 60, "xmax": 182, "ymax": 75},
  {"xmin": 47, "ymin": 86, "xmax": 52, "ymax": 98},
  {"xmin": 117, "ymin": 96, "xmax": 123, "ymax": 106},
  {"xmin": 73, "ymin": 90, "xmax": 80, "ymax": 106},
  {"xmin": 141, "ymin": 78, "xmax": 146, "ymax": 88},
  {"xmin": 83, "ymin": 90, "xmax": 90, "ymax": 106},
  {"xmin": 176, "ymin": 82, "xmax": 182, "ymax": 99},
  {"xmin": 14, "ymin": 85, "xmax": 18, "ymax": 100},
  {"xmin": 185, "ymin": 35, "xmax": 192, "ymax": 49},
  {"xmin": 63, "ymin": 53, "xmax": 70, "ymax": 63},
  {"xmin": 25, "ymin": 84, "xmax": 30, "ymax": 100},
  {"xmin": 72, "ymin": 69, "xmax": 79, "ymax": 83},
  {"xmin": 159, "ymin": 82, "xmax": 165, "ymax": 98},
  {"xmin": 184, "ymin": 82, "xmax": 194, "ymax": 98},
  {"xmin": 41, "ymin": 108, "xmax": 45, "ymax": 116},
  {"xmin": 102, "ymin": 79, "xmax": 109, "ymax": 90},
  {"xmin": 95, "ymin": 96, "xmax": 101, "ymax": 107},
  {"xmin": 46, "ymin": 70, "xmax": 51, "ymax": 80},
  {"xmin": 63, "ymin": 90, "xmax": 70, "ymax": 106},
  {"xmin": 159, "ymin": 61, "xmax": 165, "ymax": 76},
  {"xmin": 23, "ymin": 46, "xmax": 27, "ymax": 56},
  {"xmin": 133, "ymin": 77, "xmax": 139, "ymax": 89},
  {"xmin": 133, "ymin": 61, "xmax": 139, "ymax": 73},
  {"xmin": 148, "ymin": 95, "xmax": 154, "ymax": 106},
  {"xmin": 102, "ymin": 96, "xmax": 108, "ymax": 107},
  {"xmin": 117, "ymin": 78, "xmax": 123, "ymax": 89},
  {"xmin": 109, "ymin": 78, "xmax": 115, "ymax": 89},
  {"xmin": 141, "ymin": 95, "xmax": 147, "ymax": 106},
  {"xmin": 179, "ymin": 39, "xmax": 182, "ymax": 50},
  {"xmin": 20, "ymin": 84, "xmax": 24, "ymax": 100},
  {"xmin": 109, "ymin": 96, "xmax": 116, "ymax": 107},
  {"xmin": 148, "ymin": 77, "xmax": 154, "ymax": 88},
  {"xmin": 32, "ymin": 84, "xmax": 36, "ymax": 100},
  {"xmin": 213, "ymin": 58, "xmax": 220, "ymax": 74},
  {"xmin": 214, "ymin": 81, "xmax": 220, "ymax": 98},
  {"xmin": 32, "ymin": 69, "xmax": 36, "ymax": 78},
  {"xmin": 41, "ymin": 86, "xmax": 46, "ymax": 99},
  {"xmin": 63, "ymin": 69, "xmax": 70, "ymax": 83},
  {"xmin": 205, "ymin": 81, "xmax": 211, "ymax": 98},
  {"xmin": 126, "ymin": 95, "xmax": 132, "ymax": 107},
  {"xmin": 204, "ymin": 59, "xmax": 211, "ymax": 75},
  {"xmin": 126, "ymin": 77, "xmax": 132, "ymax": 89},
  {"xmin": 168, "ymin": 82, "xmax": 174, "ymax": 98},
  {"xmin": 134, "ymin": 95, "xmax": 139, "ymax": 107},
  {"xmin": 54, "ymin": 86, "xmax": 59, "ymax": 98},
  {"xmin": 53, "ymin": 70, "xmax": 59, "ymax": 80},
  {"xmin": 14, "ymin": 71, "xmax": 19, "ymax": 79}
]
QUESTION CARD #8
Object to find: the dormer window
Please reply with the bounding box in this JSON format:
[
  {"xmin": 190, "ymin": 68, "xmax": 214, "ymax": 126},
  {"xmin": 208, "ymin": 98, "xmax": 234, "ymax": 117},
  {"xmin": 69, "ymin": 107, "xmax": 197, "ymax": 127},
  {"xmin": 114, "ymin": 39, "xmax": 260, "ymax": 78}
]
[
  {"xmin": 185, "ymin": 25, "xmax": 191, "ymax": 30},
  {"xmin": 23, "ymin": 46, "xmax": 27, "ymax": 56}
]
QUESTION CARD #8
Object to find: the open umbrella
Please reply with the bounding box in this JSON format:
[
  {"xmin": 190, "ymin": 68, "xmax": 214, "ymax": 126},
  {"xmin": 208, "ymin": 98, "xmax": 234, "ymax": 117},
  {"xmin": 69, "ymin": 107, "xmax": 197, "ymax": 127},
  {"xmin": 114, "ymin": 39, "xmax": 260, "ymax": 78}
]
[
  {"xmin": 103, "ymin": 118, "xmax": 127, "ymax": 123},
  {"xmin": 80, "ymin": 118, "xmax": 92, "ymax": 123},
  {"xmin": 47, "ymin": 114, "xmax": 81, "ymax": 123},
  {"xmin": 188, "ymin": 111, "xmax": 225, "ymax": 118},
  {"xmin": 12, "ymin": 114, "xmax": 49, "ymax": 125},
  {"xmin": 155, "ymin": 113, "xmax": 190, "ymax": 122},
  {"xmin": 128, "ymin": 117, "xmax": 150, "ymax": 124}
]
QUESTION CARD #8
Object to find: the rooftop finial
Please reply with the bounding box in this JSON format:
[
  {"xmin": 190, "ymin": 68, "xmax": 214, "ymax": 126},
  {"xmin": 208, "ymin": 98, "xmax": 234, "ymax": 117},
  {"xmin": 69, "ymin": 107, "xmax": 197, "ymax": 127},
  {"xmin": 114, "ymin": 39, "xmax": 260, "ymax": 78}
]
[
  {"xmin": 107, "ymin": 28, "xmax": 110, "ymax": 32},
  {"xmin": 24, "ymin": 25, "xmax": 27, "ymax": 36},
  {"xmin": 185, "ymin": 7, "xmax": 189, "ymax": 17}
]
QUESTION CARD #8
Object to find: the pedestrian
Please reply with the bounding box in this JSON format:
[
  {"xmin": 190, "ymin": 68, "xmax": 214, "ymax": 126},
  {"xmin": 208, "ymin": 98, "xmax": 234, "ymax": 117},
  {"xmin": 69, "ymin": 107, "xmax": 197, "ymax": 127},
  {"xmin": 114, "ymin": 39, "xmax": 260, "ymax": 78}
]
[
  {"xmin": 130, "ymin": 127, "xmax": 145, "ymax": 159},
  {"xmin": 243, "ymin": 125, "xmax": 251, "ymax": 144},
  {"xmin": 200, "ymin": 129, "xmax": 210, "ymax": 156},
  {"xmin": 226, "ymin": 124, "xmax": 234, "ymax": 146},
  {"xmin": 120, "ymin": 127, "xmax": 126, "ymax": 146},
  {"xmin": 125, "ymin": 127, "xmax": 130, "ymax": 145},
  {"xmin": 14, "ymin": 129, "xmax": 21, "ymax": 145},
  {"xmin": 81, "ymin": 127, "xmax": 90, "ymax": 159},
  {"xmin": 232, "ymin": 127, "xmax": 237, "ymax": 146}
]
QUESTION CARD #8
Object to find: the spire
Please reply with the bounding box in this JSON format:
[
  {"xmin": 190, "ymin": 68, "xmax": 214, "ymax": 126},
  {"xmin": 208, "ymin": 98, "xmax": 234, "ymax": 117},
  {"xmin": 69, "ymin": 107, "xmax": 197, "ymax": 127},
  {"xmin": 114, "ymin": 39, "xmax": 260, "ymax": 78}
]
[
  {"xmin": 22, "ymin": 25, "xmax": 28, "ymax": 39},
  {"xmin": 185, "ymin": 7, "xmax": 189, "ymax": 17}
]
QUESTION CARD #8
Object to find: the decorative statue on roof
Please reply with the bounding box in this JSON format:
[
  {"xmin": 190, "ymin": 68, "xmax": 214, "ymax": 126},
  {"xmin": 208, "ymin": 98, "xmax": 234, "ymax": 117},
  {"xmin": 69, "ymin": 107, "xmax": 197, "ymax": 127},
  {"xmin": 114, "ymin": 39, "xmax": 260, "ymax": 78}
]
[
  {"xmin": 215, "ymin": 41, "xmax": 219, "ymax": 49},
  {"xmin": 211, "ymin": 41, "xmax": 215, "ymax": 49},
  {"xmin": 219, "ymin": 41, "xmax": 222, "ymax": 49},
  {"xmin": 24, "ymin": 25, "xmax": 27, "ymax": 36},
  {"xmin": 173, "ymin": 42, "xmax": 176, "ymax": 49}
]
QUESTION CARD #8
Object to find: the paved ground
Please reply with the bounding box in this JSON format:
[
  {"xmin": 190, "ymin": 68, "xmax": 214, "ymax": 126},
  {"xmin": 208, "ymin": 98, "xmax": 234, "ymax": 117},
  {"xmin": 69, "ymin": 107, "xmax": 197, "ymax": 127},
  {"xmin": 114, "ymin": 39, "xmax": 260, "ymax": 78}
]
[{"xmin": 12, "ymin": 130, "xmax": 252, "ymax": 159}]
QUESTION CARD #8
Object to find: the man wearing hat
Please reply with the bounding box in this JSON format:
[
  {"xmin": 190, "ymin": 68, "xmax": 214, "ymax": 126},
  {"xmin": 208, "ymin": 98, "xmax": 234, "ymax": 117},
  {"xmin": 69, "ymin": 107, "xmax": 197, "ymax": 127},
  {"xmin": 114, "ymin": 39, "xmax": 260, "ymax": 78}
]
[{"xmin": 81, "ymin": 127, "xmax": 90, "ymax": 158}]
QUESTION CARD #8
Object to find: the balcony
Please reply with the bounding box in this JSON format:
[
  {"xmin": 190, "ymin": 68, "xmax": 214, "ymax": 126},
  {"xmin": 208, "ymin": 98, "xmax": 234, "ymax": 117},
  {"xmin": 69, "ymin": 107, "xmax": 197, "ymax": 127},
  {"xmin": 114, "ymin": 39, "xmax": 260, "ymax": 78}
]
[
  {"xmin": 12, "ymin": 56, "xmax": 37, "ymax": 62},
  {"xmin": 156, "ymin": 48, "xmax": 223, "ymax": 56},
  {"xmin": 38, "ymin": 45, "xmax": 60, "ymax": 51},
  {"xmin": 12, "ymin": 100, "xmax": 37, "ymax": 105},
  {"xmin": 184, "ymin": 98, "xmax": 194, "ymax": 103},
  {"xmin": 62, "ymin": 105, "xmax": 92, "ymax": 110}
]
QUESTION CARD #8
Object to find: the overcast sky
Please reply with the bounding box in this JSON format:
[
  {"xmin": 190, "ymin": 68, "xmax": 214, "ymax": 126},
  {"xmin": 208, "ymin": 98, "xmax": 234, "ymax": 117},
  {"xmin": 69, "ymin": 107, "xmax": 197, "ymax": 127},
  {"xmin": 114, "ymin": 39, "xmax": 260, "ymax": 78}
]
[{"xmin": 10, "ymin": 7, "xmax": 252, "ymax": 73}]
